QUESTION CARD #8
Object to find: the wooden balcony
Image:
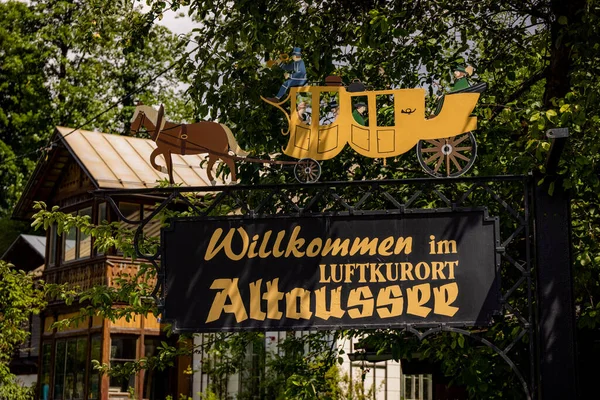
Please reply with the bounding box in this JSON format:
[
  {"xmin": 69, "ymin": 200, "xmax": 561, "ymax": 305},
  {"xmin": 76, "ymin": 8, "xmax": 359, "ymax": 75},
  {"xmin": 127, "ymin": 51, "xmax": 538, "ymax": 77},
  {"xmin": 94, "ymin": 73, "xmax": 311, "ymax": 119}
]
[{"xmin": 43, "ymin": 256, "xmax": 157, "ymax": 293}]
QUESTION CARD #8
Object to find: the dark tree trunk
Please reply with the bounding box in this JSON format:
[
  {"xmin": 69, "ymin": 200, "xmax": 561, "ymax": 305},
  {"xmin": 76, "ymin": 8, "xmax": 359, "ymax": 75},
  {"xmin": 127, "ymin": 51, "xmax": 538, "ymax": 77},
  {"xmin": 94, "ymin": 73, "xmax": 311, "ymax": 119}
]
[{"xmin": 543, "ymin": 0, "xmax": 586, "ymax": 107}]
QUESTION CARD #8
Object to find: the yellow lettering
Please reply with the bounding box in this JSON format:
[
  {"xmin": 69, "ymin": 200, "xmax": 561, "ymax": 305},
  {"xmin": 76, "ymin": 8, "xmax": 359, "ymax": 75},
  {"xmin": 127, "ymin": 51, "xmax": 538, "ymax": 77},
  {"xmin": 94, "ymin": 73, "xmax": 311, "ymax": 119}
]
[
  {"xmin": 446, "ymin": 261, "xmax": 458, "ymax": 279},
  {"xmin": 205, "ymin": 279, "xmax": 248, "ymax": 323},
  {"xmin": 249, "ymin": 279, "xmax": 266, "ymax": 320},
  {"xmin": 347, "ymin": 287, "xmax": 374, "ymax": 318},
  {"xmin": 433, "ymin": 283, "xmax": 459, "ymax": 317},
  {"xmin": 394, "ymin": 237, "xmax": 413, "ymax": 255},
  {"xmin": 431, "ymin": 262, "xmax": 446, "ymax": 280},
  {"xmin": 437, "ymin": 240, "xmax": 457, "ymax": 254},
  {"xmin": 258, "ymin": 230, "xmax": 273, "ymax": 258},
  {"xmin": 330, "ymin": 264, "xmax": 343, "ymax": 283},
  {"xmin": 272, "ymin": 230, "xmax": 286, "ymax": 257},
  {"xmin": 285, "ymin": 288, "xmax": 312, "ymax": 319},
  {"xmin": 350, "ymin": 237, "xmax": 378, "ymax": 256},
  {"xmin": 248, "ymin": 234, "xmax": 260, "ymax": 258},
  {"xmin": 429, "ymin": 235, "xmax": 437, "ymax": 254},
  {"xmin": 319, "ymin": 264, "xmax": 330, "ymax": 283},
  {"xmin": 406, "ymin": 283, "xmax": 432, "ymax": 318},
  {"xmin": 204, "ymin": 228, "xmax": 248, "ymax": 261},
  {"xmin": 314, "ymin": 287, "xmax": 345, "ymax": 320},
  {"xmin": 284, "ymin": 226, "xmax": 306, "ymax": 258},
  {"xmin": 415, "ymin": 262, "xmax": 431, "ymax": 280},
  {"xmin": 376, "ymin": 286, "xmax": 403, "ymax": 318},
  {"xmin": 357, "ymin": 263, "xmax": 368, "ymax": 283},
  {"xmin": 344, "ymin": 264, "xmax": 357, "ymax": 283},
  {"xmin": 385, "ymin": 263, "xmax": 398, "ymax": 281},
  {"xmin": 378, "ymin": 237, "xmax": 395, "ymax": 256},
  {"xmin": 322, "ymin": 238, "xmax": 350, "ymax": 257},
  {"xmin": 263, "ymin": 279, "xmax": 284, "ymax": 319},
  {"xmin": 369, "ymin": 263, "xmax": 386, "ymax": 283},
  {"xmin": 306, "ymin": 238, "xmax": 323, "ymax": 257},
  {"xmin": 400, "ymin": 262, "xmax": 414, "ymax": 281}
]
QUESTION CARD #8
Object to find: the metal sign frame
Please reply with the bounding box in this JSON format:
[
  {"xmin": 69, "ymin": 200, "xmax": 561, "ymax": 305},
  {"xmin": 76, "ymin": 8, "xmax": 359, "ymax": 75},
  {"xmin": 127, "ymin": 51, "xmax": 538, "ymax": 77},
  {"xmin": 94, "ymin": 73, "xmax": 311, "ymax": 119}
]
[
  {"xmin": 97, "ymin": 175, "xmax": 535, "ymax": 399},
  {"xmin": 161, "ymin": 209, "xmax": 502, "ymax": 332}
]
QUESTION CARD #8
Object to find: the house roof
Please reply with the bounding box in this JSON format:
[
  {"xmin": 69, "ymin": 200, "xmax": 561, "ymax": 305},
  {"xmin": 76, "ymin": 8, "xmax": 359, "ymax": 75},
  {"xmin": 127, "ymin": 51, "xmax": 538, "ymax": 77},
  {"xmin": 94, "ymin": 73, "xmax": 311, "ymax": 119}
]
[
  {"xmin": 56, "ymin": 126, "xmax": 216, "ymax": 189},
  {"xmin": 1, "ymin": 234, "xmax": 46, "ymax": 272},
  {"xmin": 19, "ymin": 234, "xmax": 47, "ymax": 256},
  {"xmin": 13, "ymin": 127, "xmax": 224, "ymax": 219}
]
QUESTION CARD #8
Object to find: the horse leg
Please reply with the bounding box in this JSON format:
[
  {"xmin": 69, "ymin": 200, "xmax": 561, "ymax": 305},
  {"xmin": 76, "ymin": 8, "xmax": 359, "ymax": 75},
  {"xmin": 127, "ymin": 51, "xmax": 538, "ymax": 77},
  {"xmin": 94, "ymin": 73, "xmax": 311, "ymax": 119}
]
[
  {"xmin": 223, "ymin": 155, "xmax": 237, "ymax": 183},
  {"xmin": 166, "ymin": 151, "xmax": 174, "ymax": 184},
  {"xmin": 206, "ymin": 153, "xmax": 217, "ymax": 186}
]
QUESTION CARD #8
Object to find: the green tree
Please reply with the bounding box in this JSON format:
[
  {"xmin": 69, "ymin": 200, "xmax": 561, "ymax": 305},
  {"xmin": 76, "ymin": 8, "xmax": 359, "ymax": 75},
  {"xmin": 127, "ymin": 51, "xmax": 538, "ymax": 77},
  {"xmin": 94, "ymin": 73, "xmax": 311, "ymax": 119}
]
[
  {"xmin": 128, "ymin": 0, "xmax": 599, "ymax": 397},
  {"xmin": 0, "ymin": 0, "xmax": 194, "ymax": 258},
  {"xmin": 0, "ymin": 261, "xmax": 48, "ymax": 399},
  {"xmin": 12, "ymin": 0, "xmax": 600, "ymax": 398},
  {"xmin": 0, "ymin": 0, "xmax": 192, "ymax": 217}
]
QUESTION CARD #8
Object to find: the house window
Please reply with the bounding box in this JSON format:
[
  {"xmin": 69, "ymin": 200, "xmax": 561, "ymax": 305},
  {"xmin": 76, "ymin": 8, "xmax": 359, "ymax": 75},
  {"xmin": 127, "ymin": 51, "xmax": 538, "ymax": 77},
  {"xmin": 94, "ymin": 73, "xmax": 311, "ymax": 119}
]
[
  {"xmin": 119, "ymin": 202, "xmax": 141, "ymax": 229},
  {"xmin": 94, "ymin": 202, "xmax": 107, "ymax": 256},
  {"xmin": 143, "ymin": 204, "xmax": 160, "ymax": 237},
  {"xmin": 116, "ymin": 202, "xmax": 158, "ymax": 255},
  {"xmin": 53, "ymin": 337, "xmax": 88, "ymax": 400},
  {"xmin": 143, "ymin": 337, "xmax": 170, "ymax": 400},
  {"xmin": 78, "ymin": 207, "xmax": 92, "ymax": 258},
  {"xmin": 62, "ymin": 220, "xmax": 77, "ymax": 263},
  {"xmin": 62, "ymin": 207, "xmax": 92, "ymax": 262},
  {"xmin": 98, "ymin": 202, "xmax": 107, "ymax": 224},
  {"xmin": 40, "ymin": 342, "xmax": 52, "ymax": 400},
  {"xmin": 402, "ymin": 374, "xmax": 433, "ymax": 400},
  {"xmin": 89, "ymin": 335, "xmax": 101, "ymax": 400},
  {"xmin": 48, "ymin": 224, "xmax": 57, "ymax": 266},
  {"xmin": 109, "ymin": 336, "xmax": 137, "ymax": 395}
]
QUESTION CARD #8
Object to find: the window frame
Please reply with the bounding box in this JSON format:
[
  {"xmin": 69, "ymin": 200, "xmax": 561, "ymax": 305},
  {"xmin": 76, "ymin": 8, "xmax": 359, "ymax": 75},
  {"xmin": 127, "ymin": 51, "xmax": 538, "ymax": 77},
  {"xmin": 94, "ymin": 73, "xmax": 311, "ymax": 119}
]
[{"xmin": 109, "ymin": 335, "xmax": 138, "ymax": 395}]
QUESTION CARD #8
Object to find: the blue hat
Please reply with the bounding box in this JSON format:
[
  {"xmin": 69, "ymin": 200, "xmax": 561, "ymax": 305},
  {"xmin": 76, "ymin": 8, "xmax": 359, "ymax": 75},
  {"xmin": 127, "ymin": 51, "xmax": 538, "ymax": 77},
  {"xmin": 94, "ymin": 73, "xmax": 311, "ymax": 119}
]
[
  {"xmin": 292, "ymin": 47, "xmax": 302, "ymax": 56},
  {"xmin": 329, "ymin": 100, "xmax": 339, "ymax": 108}
]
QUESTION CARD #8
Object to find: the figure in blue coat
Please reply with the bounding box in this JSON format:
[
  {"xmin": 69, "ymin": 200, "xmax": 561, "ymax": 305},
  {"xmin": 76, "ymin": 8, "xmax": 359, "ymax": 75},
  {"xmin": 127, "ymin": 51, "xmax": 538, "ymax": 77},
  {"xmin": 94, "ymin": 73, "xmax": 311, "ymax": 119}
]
[{"xmin": 269, "ymin": 47, "xmax": 307, "ymax": 101}]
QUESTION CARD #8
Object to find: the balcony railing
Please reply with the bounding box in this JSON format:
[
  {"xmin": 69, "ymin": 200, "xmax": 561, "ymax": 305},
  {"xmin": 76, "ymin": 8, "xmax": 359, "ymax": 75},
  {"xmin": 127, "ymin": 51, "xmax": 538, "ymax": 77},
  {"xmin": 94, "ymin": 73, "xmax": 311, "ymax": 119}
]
[{"xmin": 43, "ymin": 256, "xmax": 156, "ymax": 292}]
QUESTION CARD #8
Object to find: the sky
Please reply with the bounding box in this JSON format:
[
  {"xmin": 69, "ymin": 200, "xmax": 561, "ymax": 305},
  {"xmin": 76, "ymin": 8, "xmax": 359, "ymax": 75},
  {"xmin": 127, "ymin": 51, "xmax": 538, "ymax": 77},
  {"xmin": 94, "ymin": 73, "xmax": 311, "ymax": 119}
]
[{"xmin": 136, "ymin": 2, "xmax": 198, "ymax": 36}]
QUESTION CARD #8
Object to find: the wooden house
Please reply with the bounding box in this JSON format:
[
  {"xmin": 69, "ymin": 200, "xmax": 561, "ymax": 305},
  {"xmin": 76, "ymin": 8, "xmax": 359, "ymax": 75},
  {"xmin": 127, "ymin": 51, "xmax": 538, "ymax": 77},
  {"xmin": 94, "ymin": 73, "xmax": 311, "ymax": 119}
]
[{"xmin": 13, "ymin": 126, "xmax": 219, "ymax": 400}]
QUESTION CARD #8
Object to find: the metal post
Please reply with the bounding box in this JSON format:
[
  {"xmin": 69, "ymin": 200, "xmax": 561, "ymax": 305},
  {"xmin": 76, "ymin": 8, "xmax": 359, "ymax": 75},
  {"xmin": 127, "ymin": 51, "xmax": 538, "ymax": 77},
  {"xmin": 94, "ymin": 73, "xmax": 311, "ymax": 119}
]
[{"xmin": 534, "ymin": 128, "xmax": 578, "ymax": 399}]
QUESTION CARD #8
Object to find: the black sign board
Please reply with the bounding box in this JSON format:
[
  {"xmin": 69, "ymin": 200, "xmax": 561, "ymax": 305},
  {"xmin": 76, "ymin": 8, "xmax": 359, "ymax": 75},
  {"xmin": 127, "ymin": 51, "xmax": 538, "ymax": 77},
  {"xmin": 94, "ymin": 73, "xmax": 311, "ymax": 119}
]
[{"xmin": 162, "ymin": 210, "xmax": 501, "ymax": 332}]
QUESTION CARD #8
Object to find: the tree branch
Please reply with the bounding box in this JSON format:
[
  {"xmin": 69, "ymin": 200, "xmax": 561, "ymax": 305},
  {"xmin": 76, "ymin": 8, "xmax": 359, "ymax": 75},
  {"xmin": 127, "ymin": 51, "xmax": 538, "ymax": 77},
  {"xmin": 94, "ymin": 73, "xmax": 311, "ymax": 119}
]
[{"xmin": 490, "ymin": 68, "xmax": 547, "ymax": 121}]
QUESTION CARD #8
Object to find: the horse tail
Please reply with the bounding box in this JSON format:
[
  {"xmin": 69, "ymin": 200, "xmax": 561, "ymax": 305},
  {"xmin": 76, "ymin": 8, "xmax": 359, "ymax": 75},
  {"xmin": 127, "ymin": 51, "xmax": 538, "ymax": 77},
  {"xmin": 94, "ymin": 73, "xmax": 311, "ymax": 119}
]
[{"xmin": 220, "ymin": 124, "xmax": 249, "ymax": 157}]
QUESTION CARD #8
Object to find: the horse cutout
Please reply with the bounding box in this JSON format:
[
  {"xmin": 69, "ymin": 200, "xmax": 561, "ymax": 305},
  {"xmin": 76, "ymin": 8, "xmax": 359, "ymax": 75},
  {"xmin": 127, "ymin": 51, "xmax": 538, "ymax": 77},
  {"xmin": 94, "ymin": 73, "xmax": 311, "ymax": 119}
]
[{"xmin": 130, "ymin": 104, "xmax": 248, "ymax": 185}]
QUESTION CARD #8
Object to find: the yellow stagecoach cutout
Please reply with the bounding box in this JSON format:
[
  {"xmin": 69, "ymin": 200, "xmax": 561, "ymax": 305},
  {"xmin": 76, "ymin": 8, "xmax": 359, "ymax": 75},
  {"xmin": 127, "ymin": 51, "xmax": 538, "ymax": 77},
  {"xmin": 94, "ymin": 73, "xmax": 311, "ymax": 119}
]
[
  {"xmin": 132, "ymin": 67, "xmax": 485, "ymax": 184},
  {"xmin": 261, "ymin": 80, "xmax": 486, "ymax": 179}
]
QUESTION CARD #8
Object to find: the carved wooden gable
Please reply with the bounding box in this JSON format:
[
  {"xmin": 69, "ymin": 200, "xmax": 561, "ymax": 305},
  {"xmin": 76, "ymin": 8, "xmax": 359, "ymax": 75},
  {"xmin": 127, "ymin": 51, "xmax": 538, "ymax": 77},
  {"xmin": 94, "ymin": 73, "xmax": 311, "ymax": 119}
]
[{"xmin": 52, "ymin": 159, "xmax": 94, "ymax": 204}]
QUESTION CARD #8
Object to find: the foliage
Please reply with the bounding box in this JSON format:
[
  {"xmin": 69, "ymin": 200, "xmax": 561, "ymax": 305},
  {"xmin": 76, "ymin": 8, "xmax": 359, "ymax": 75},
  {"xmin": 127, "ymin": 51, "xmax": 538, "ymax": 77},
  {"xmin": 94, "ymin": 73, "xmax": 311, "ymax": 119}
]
[
  {"xmin": 5, "ymin": 0, "xmax": 600, "ymax": 398},
  {"xmin": 0, "ymin": 261, "xmax": 47, "ymax": 400},
  {"xmin": 0, "ymin": 0, "xmax": 191, "ymax": 219},
  {"xmin": 120, "ymin": 0, "xmax": 600, "ymax": 397},
  {"xmin": 0, "ymin": 217, "xmax": 34, "ymax": 257}
]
